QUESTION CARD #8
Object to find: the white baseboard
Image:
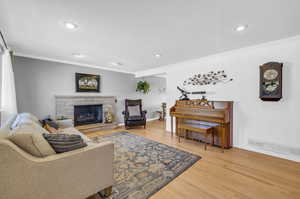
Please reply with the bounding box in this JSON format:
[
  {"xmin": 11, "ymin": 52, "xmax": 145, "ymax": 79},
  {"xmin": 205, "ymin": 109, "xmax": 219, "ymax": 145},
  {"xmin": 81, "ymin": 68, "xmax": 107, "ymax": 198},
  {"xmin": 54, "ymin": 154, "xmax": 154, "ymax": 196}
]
[
  {"xmin": 237, "ymin": 144, "xmax": 300, "ymax": 163},
  {"xmin": 118, "ymin": 117, "xmax": 159, "ymax": 126}
]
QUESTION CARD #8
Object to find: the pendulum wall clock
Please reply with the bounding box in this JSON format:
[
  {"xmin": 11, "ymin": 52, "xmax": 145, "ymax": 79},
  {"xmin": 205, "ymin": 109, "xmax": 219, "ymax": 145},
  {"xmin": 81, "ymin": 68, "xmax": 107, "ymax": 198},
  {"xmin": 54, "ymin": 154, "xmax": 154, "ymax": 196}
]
[{"xmin": 259, "ymin": 62, "xmax": 283, "ymax": 101}]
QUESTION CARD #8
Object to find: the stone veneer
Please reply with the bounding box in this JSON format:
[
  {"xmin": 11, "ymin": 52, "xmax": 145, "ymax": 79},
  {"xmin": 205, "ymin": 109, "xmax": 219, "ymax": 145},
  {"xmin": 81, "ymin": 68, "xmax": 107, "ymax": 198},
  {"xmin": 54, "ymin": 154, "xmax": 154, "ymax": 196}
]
[{"xmin": 55, "ymin": 95, "xmax": 117, "ymax": 122}]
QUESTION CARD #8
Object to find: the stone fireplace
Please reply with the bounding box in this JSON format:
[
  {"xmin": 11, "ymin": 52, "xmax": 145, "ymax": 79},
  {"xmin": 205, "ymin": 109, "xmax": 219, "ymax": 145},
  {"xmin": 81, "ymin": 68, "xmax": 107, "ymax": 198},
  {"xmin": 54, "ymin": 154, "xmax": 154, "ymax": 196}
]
[
  {"xmin": 55, "ymin": 95, "xmax": 117, "ymax": 130},
  {"xmin": 74, "ymin": 104, "xmax": 103, "ymax": 126}
]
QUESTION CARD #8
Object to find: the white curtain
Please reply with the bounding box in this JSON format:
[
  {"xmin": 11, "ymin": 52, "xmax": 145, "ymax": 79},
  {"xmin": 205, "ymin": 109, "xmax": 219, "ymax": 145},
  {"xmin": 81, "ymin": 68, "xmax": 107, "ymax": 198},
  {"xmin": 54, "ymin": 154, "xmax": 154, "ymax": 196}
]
[{"xmin": 1, "ymin": 50, "xmax": 18, "ymax": 126}]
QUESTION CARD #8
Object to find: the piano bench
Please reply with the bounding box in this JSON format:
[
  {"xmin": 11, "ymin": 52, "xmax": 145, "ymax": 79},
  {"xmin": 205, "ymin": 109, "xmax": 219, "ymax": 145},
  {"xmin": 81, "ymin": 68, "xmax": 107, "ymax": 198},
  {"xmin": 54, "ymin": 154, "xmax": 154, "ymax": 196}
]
[{"xmin": 178, "ymin": 122, "xmax": 218, "ymax": 150}]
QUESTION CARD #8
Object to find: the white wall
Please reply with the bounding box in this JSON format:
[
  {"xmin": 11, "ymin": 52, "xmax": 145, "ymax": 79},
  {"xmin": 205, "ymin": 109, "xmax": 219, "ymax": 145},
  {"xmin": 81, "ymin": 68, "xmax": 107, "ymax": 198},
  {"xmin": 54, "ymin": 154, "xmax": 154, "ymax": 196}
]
[
  {"xmin": 134, "ymin": 76, "xmax": 167, "ymax": 118},
  {"xmin": 136, "ymin": 35, "xmax": 300, "ymax": 162}
]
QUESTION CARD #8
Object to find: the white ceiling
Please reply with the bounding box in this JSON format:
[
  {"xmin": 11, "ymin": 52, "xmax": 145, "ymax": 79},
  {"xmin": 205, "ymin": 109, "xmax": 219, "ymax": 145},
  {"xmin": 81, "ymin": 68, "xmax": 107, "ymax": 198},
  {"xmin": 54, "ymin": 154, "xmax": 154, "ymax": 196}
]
[{"xmin": 1, "ymin": 0, "xmax": 300, "ymax": 73}]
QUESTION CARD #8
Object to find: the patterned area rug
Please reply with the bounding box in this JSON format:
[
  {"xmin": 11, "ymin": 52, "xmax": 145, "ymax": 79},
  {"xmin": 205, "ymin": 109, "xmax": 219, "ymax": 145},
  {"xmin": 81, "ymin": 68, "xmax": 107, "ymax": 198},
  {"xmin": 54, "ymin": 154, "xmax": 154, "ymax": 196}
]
[{"xmin": 93, "ymin": 132, "xmax": 201, "ymax": 199}]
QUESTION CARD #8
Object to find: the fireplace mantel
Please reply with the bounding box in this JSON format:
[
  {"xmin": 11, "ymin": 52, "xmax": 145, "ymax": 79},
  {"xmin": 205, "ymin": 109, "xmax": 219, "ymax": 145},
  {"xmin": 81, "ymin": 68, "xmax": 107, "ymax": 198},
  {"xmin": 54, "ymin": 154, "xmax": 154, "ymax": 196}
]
[
  {"xmin": 55, "ymin": 95, "xmax": 116, "ymax": 99},
  {"xmin": 55, "ymin": 95, "xmax": 117, "ymax": 123}
]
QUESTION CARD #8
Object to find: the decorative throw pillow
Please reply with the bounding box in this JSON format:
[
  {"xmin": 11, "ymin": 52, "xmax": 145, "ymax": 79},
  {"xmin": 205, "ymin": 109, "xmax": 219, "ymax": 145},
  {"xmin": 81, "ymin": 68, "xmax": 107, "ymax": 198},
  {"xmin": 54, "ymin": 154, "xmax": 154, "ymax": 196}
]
[
  {"xmin": 43, "ymin": 133, "xmax": 87, "ymax": 153},
  {"xmin": 40, "ymin": 119, "xmax": 59, "ymax": 130},
  {"xmin": 128, "ymin": 105, "xmax": 141, "ymax": 116},
  {"xmin": 9, "ymin": 123, "xmax": 56, "ymax": 157},
  {"xmin": 44, "ymin": 124, "xmax": 59, "ymax": 134}
]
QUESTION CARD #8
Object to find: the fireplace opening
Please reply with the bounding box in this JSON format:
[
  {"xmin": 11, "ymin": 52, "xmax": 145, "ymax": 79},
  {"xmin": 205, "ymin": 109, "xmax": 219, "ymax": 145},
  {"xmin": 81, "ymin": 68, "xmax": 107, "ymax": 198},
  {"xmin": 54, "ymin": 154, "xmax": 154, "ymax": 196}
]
[{"xmin": 74, "ymin": 104, "xmax": 103, "ymax": 126}]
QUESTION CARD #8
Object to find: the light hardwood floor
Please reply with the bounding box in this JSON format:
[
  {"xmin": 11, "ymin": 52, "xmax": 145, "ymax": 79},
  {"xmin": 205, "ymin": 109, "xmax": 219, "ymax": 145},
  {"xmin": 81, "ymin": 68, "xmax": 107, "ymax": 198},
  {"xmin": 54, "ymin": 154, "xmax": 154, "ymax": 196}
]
[{"xmin": 87, "ymin": 120, "xmax": 300, "ymax": 199}]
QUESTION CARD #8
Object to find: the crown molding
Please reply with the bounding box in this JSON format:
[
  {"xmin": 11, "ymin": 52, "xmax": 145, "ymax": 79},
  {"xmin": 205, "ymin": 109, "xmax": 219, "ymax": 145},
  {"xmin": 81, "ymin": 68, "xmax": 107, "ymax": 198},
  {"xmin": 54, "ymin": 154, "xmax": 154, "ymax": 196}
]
[{"xmin": 14, "ymin": 52, "xmax": 135, "ymax": 75}]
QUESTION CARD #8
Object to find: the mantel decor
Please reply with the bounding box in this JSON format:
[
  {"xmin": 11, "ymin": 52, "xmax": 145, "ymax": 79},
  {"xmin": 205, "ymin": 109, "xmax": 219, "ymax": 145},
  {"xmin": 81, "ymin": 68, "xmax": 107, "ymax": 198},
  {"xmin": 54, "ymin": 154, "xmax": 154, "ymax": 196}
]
[
  {"xmin": 259, "ymin": 62, "xmax": 283, "ymax": 101},
  {"xmin": 75, "ymin": 73, "xmax": 100, "ymax": 92}
]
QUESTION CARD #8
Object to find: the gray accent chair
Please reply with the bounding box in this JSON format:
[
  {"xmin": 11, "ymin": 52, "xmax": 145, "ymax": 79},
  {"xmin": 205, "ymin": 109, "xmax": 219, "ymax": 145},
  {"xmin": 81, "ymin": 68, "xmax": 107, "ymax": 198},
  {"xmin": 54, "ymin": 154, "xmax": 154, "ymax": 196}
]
[{"xmin": 122, "ymin": 99, "xmax": 147, "ymax": 129}]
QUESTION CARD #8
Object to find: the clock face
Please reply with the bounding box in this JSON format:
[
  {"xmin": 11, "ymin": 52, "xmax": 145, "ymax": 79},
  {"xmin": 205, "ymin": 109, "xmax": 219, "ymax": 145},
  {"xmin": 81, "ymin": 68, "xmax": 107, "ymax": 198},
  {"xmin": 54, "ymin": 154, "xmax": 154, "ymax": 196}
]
[{"xmin": 264, "ymin": 69, "xmax": 278, "ymax": 80}]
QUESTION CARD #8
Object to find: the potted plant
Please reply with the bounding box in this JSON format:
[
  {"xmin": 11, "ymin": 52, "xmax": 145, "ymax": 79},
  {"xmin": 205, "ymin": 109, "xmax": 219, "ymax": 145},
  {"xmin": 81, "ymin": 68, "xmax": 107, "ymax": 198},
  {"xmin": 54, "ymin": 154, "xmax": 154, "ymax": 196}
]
[{"xmin": 136, "ymin": 81, "xmax": 150, "ymax": 94}]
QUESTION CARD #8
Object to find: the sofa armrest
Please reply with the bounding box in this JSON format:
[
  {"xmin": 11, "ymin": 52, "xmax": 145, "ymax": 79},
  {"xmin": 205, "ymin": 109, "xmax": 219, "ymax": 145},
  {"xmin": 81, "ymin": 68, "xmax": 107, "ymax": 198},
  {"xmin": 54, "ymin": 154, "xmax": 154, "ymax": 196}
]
[{"xmin": 0, "ymin": 139, "xmax": 114, "ymax": 199}]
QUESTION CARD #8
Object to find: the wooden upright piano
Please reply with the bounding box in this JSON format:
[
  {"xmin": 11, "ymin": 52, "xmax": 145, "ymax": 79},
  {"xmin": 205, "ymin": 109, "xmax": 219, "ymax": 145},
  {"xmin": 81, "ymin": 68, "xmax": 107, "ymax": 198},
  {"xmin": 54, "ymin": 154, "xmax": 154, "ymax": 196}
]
[{"xmin": 170, "ymin": 99, "xmax": 233, "ymax": 149}]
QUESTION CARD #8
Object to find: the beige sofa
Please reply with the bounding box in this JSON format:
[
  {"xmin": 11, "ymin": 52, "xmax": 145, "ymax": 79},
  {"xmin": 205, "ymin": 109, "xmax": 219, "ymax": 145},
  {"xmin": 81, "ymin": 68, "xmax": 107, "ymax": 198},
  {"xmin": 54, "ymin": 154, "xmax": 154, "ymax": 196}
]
[{"xmin": 0, "ymin": 113, "xmax": 114, "ymax": 199}]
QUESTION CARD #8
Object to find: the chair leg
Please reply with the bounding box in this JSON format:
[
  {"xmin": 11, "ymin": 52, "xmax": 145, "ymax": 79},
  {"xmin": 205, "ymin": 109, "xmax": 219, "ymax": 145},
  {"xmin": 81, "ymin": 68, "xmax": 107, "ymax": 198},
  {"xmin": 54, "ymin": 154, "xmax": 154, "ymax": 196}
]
[
  {"xmin": 144, "ymin": 124, "xmax": 146, "ymax": 129},
  {"xmin": 204, "ymin": 134, "xmax": 208, "ymax": 150},
  {"xmin": 211, "ymin": 132, "xmax": 215, "ymax": 146}
]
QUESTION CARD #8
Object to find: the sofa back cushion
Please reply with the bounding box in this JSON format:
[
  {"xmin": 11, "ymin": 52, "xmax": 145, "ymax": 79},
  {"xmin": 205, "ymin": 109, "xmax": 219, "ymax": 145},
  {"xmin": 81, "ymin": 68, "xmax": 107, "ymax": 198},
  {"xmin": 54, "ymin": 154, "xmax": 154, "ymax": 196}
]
[
  {"xmin": 11, "ymin": 113, "xmax": 41, "ymax": 130},
  {"xmin": 9, "ymin": 123, "xmax": 56, "ymax": 157}
]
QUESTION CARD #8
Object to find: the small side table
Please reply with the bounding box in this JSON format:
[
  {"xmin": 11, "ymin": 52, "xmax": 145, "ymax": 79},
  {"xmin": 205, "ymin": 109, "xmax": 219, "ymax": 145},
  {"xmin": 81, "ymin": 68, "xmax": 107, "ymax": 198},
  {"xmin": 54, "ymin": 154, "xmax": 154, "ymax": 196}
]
[{"xmin": 156, "ymin": 111, "xmax": 164, "ymax": 121}]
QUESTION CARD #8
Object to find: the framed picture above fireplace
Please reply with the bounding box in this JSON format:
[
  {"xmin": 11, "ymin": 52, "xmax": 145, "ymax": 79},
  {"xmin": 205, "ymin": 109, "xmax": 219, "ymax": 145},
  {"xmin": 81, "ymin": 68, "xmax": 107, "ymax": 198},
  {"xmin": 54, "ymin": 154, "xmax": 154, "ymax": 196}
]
[{"xmin": 75, "ymin": 73, "xmax": 100, "ymax": 92}]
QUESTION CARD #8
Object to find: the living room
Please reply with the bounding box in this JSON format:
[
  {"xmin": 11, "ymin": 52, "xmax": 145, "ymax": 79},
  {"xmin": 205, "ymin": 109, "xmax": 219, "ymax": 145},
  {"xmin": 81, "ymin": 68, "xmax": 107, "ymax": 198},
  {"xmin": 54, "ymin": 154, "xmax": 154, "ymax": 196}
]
[{"xmin": 1, "ymin": 1, "xmax": 300, "ymax": 199}]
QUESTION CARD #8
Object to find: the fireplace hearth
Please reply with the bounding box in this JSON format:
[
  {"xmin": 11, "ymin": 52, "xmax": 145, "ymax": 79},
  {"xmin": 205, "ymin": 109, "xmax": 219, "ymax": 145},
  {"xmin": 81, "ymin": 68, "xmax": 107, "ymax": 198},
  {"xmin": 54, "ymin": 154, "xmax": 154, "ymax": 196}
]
[{"xmin": 74, "ymin": 104, "xmax": 103, "ymax": 126}]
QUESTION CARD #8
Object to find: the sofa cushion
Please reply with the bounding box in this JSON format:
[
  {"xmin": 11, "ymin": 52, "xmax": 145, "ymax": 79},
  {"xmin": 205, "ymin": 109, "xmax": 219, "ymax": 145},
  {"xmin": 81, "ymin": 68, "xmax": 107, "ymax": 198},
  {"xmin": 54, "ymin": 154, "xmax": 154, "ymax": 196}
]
[
  {"xmin": 59, "ymin": 127, "xmax": 91, "ymax": 143},
  {"xmin": 128, "ymin": 105, "xmax": 141, "ymax": 117},
  {"xmin": 9, "ymin": 123, "xmax": 56, "ymax": 157},
  {"xmin": 43, "ymin": 133, "xmax": 87, "ymax": 153}
]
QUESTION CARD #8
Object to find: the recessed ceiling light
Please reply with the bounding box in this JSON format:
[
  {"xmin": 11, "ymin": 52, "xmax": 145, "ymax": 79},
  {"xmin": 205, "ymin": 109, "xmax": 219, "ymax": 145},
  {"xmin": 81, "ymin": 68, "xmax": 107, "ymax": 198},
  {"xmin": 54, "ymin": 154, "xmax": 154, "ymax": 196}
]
[
  {"xmin": 64, "ymin": 22, "xmax": 78, "ymax": 30},
  {"xmin": 110, "ymin": 62, "xmax": 123, "ymax": 67},
  {"xmin": 72, "ymin": 53, "xmax": 85, "ymax": 58},
  {"xmin": 235, "ymin": 25, "xmax": 247, "ymax": 32},
  {"xmin": 154, "ymin": 53, "xmax": 161, "ymax": 58}
]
